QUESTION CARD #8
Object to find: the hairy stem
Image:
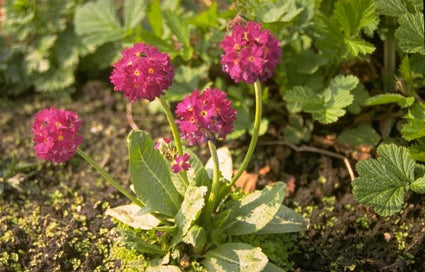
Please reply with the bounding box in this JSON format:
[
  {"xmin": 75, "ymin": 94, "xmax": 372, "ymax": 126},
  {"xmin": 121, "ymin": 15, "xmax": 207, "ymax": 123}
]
[{"xmin": 231, "ymin": 80, "xmax": 262, "ymax": 184}]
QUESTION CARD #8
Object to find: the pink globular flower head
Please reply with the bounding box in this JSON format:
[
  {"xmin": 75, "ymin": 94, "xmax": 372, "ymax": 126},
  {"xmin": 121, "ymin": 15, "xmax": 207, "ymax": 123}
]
[
  {"xmin": 110, "ymin": 43, "xmax": 174, "ymax": 102},
  {"xmin": 172, "ymin": 153, "xmax": 191, "ymax": 173},
  {"xmin": 176, "ymin": 88, "xmax": 237, "ymax": 146},
  {"xmin": 220, "ymin": 21, "xmax": 282, "ymax": 84},
  {"xmin": 32, "ymin": 107, "xmax": 83, "ymax": 164}
]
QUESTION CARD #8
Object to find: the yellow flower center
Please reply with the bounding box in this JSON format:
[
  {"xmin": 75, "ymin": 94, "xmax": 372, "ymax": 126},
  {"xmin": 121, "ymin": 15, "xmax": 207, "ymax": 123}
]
[
  {"xmin": 148, "ymin": 68, "xmax": 154, "ymax": 74},
  {"xmin": 134, "ymin": 70, "xmax": 140, "ymax": 76},
  {"xmin": 58, "ymin": 135, "xmax": 64, "ymax": 141}
]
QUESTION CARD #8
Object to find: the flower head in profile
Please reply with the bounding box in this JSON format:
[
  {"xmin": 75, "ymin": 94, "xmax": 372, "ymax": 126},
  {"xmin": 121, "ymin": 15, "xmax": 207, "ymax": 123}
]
[
  {"xmin": 172, "ymin": 153, "xmax": 191, "ymax": 173},
  {"xmin": 220, "ymin": 21, "xmax": 281, "ymax": 84},
  {"xmin": 176, "ymin": 88, "xmax": 237, "ymax": 145},
  {"xmin": 110, "ymin": 43, "xmax": 174, "ymax": 102},
  {"xmin": 32, "ymin": 107, "xmax": 83, "ymax": 163}
]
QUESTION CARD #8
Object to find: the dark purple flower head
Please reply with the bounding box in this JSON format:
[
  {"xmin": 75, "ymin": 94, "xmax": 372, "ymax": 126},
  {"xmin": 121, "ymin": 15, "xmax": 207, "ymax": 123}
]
[
  {"xmin": 32, "ymin": 107, "xmax": 83, "ymax": 163},
  {"xmin": 172, "ymin": 153, "xmax": 191, "ymax": 173},
  {"xmin": 176, "ymin": 88, "xmax": 237, "ymax": 146},
  {"xmin": 220, "ymin": 21, "xmax": 281, "ymax": 84},
  {"xmin": 110, "ymin": 43, "xmax": 174, "ymax": 102}
]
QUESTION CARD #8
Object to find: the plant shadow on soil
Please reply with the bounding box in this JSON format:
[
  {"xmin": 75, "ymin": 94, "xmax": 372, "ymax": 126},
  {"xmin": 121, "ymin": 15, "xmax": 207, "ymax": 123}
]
[{"xmin": 1, "ymin": 81, "xmax": 425, "ymax": 271}]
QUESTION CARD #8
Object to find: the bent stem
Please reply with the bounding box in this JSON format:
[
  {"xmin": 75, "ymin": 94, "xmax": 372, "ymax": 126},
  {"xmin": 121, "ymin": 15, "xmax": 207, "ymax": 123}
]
[
  {"xmin": 202, "ymin": 140, "xmax": 220, "ymax": 224},
  {"xmin": 231, "ymin": 80, "xmax": 262, "ymax": 185},
  {"xmin": 157, "ymin": 96, "xmax": 189, "ymax": 187},
  {"xmin": 76, "ymin": 148, "xmax": 144, "ymax": 208}
]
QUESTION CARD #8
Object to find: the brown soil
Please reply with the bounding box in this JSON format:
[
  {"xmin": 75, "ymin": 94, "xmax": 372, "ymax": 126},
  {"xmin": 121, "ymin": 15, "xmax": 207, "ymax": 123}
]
[{"xmin": 1, "ymin": 81, "xmax": 425, "ymax": 271}]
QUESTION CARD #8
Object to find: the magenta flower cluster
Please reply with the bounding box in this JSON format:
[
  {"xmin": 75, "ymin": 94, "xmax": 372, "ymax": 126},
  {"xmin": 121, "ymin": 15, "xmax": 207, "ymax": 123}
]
[
  {"xmin": 110, "ymin": 43, "xmax": 174, "ymax": 102},
  {"xmin": 32, "ymin": 107, "xmax": 83, "ymax": 163},
  {"xmin": 175, "ymin": 88, "xmax": 237, "ymax": 146},
  {"xmin": 220, "ymin": 21, "xmax": 281, "ymax": 84}
]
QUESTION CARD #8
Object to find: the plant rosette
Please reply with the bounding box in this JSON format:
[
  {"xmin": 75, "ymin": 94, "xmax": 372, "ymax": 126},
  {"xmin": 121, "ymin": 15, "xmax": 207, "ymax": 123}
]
[{"xmin": 32, "ymin": 22, "xmax": 306, "ymax": 272}]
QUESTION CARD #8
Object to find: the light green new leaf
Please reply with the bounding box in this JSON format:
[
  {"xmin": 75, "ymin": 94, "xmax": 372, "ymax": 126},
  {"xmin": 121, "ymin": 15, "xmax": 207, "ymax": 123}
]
[
  {"xmin": 74, "ymin": 0, "xmax": 124, "ymax": 46},
  {"xmin": 395, "ymin": 12, "xmax": 425, "ymax": 55},
  {"xmin": 201, "ymin": 243, "xmax": 268, "ymax": 272},
  {"xmin": 409, "ymin": 139, "xmax": 425, "ymax": 162},
  {"xmin": 352, "ymin": 144, "xmax": 415, "ymax": 216},
  {"xmin": 333, "ymin": 0, "xmax": 378, "ymax": 35},
  {"xmin": 128, "ymin": 130, "xmax": 182, "ymax": 217},
  {"xmin": 364, "ymin": 93, "xmax": 415, "ymax": 108},
  {"xmin": 410, "ymin": 176, "xmax": 425, "ymax": 194},
  {"xmin": 223, "ymin": 182, "xmax": 286, "ymax": 235},
  {"xmin": 124, "ymin": 0, "xmax": 147, "ymax": 30},
  {"xmin": 147, "ymin": 0, "xmax": 163, "ymax": 37},
  {"xmin": 345, "ymin": 36, "xmax": 376, "ymax": 56},
  {"xmin": 402, "ymin": 119, "xmax": 425, "ymax": 141},
  {"xmin": 256, "ymin": 205, "xmax": 307, "ymax": 234}
]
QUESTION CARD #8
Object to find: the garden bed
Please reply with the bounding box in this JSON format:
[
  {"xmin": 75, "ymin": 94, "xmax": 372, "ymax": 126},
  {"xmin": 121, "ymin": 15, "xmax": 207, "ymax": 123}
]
[{"xmin": 1, "ymin": 81, "xmax": 425, "ymax": 271}]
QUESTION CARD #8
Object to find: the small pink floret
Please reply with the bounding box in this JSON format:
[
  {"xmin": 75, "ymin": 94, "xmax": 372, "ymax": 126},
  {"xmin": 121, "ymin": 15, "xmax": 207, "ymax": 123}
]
[{"xmin": 172, "ymin": 153, "xmax": 191, "ymax": 173}]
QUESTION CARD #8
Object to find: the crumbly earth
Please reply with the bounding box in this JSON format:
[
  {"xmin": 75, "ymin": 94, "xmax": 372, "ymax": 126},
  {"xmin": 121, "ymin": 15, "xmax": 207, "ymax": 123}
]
[{"xmin": 1, "ymin": 81, "xmax": 425, "ymax": 271}]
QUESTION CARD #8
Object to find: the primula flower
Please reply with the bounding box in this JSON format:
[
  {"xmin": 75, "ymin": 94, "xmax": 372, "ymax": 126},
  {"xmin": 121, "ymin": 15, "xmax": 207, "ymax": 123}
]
[
  {"xmin": 176, "ymin": 88, "xmax": 237, "ymax": 145},
  {"xmin": 171, "ymin": 153, "xmax": 191, "ymax": 173},
  {"xmin": 110, "ymin": 43, "xmax": 174, "ymax": 102},
  {"xmin": 220, "ymin": 21, "xmax": 281, "ymax": 84},
  {"xmin": 32, "ymin": 107, "xmax": 83, "ymax": 163}
]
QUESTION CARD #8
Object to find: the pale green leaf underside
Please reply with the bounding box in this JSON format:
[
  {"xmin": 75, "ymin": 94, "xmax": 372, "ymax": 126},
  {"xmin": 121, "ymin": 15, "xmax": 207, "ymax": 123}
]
[
  {"xmin": 175, "ymin": 185, "xmax": 208, "ymax": 235},
  {"xmin": 375, "ymin": 0, "xmax": 409, "ymax": 17},
  {"xmin": 223, "ymin": 182, "xmax": 286, "ymax": 235},
  {"xmin": 105, "ymin": 204, "xmax": 160, "ymax": 230},
  {"xmin": 353, "ymin": 144, "xmax": 415, "ymax": 216},
  {"xmin": 364, "ymin": 93, "xmax": 415, "ymax": 108},
  {"xmin": 128, "ymin": 130, "xmax": 182, "ymax": 217},
  {"xmin": 201, "ymin": 242, "xmax": 268, "ymax": 272},
  {"xmin": 256, "ymin": 205, "xmax": 307, "ymax": 234}
]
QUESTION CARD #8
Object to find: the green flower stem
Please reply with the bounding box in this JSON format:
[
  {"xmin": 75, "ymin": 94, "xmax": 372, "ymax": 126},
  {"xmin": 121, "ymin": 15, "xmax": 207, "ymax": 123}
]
[
  {"xmin": 231, "ymin": 80, "xmax": 262, "ymax": 185},
  {"xmin": 202, "ymin": 140, "xmax": 221, "ymax": 224},
  {"xmin": 76, "ymin": 148, "xmax": 144, "ymax": 208},
  {"xmin": 157, "ymin": 96, "xmax": 189, "ymax": 187}
]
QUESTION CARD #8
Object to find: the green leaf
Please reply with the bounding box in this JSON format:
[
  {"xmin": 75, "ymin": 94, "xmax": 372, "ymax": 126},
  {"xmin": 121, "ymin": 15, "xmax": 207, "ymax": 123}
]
[
  {"xmin": 182, "ymin": 224, "xmax": 207, "ymax": 249},
  {"xmin": 352, "ymin": 144, "xmax": 415, "ymax": 216},
  {"xmin": 201, "ymin": 242, "xmax": 268, "ymax": 272},
  {"xmin": 395, "ymin": 12, "xmax": 425, "ymax": 55},
  {"xmin": 304, "ymin": 75, "xmax": 357, "ymax": 124},
  {"xmin": 364, "ymin": 93, "xmax": 415, "ymax": 108},
  {"xmin": 345, "ymin": 36, "xmax": 376, "ymax": 56},
  {"xmin": 410, "ymin": 176, "xmax": 425, "ymax": 194},
  {"xmin": 375, "ymin": 0, "xmax": 409, "ymax": 17},
  {"xmin": 283, "ymin": 114, "xmax": 313, "ymax": 145},
  {"xmin": 191, "ymin": 2, "xmax": 217, "ymax": 29},
  {"xmin": 146, "ymin": 265, "xmax": 182, "ymax": 272},
  {"xmin": 256, "ymin": 205, "xmax": 307, "ymax": 234},
  {"xmin": 116, "ymin": 226, "xmax": 166, "ymax": 255},
  {"xmin": 337, "ymin": 123, "xmax": 380, "ymax": 148},
  {"xmin": 333, "ymin": 0, "xmax": 378, "ymax": 35},
  {"xmin": 175, "ymin": 185, "xmax": 208, "ymax": 235},
  {"xmin": 283, "ymin": 86, "xmax": 320, "ymax": 113},
  {"xmin": 105, "ymin": 204, "xmax": 160, "ymax": 230},
  {"xmin": 347, "ymin": 83, "xmax": 370, "ymax": 114},
  {"xmin": 128, "ymin": 130, "xmax": 182, "ymax": 217},
  {"xmin": 163, "ymin": 9, "xmax": 193, "ymax": 61},
  {"xmin": 147, "ymin": 0, "xmax": 163, "ymax": 37},
  {"xmin": 33, "ymin": 65, "xmax": 75, "ymax": 92},
  {"xmin": 223, "ymin": 182, "xmax": 286, "ymax": 235},
  {"xmin": 409, "ymin": 139, "xmax": 425, "ymax": 162},
  {"xmin": 256, "ymin": 0, "xmax": 304, "ymax": 23},
  {"xmin": 124, "ymin": 0, "xmax": 147, "ymax": 30},
  {"xmin": 74, "ymin": 0, "xmax": 124, "ymax": 46}
]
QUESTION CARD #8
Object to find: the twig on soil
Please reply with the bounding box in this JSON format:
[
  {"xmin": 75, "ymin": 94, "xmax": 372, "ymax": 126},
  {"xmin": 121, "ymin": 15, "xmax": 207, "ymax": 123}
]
[
  {"xmin": 259, "ymin": 140, "xmax": 355, "ymax": 181},
  {"xmin": 126, "ymin": 102, "xmax": 139, "ymax": 130}
]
